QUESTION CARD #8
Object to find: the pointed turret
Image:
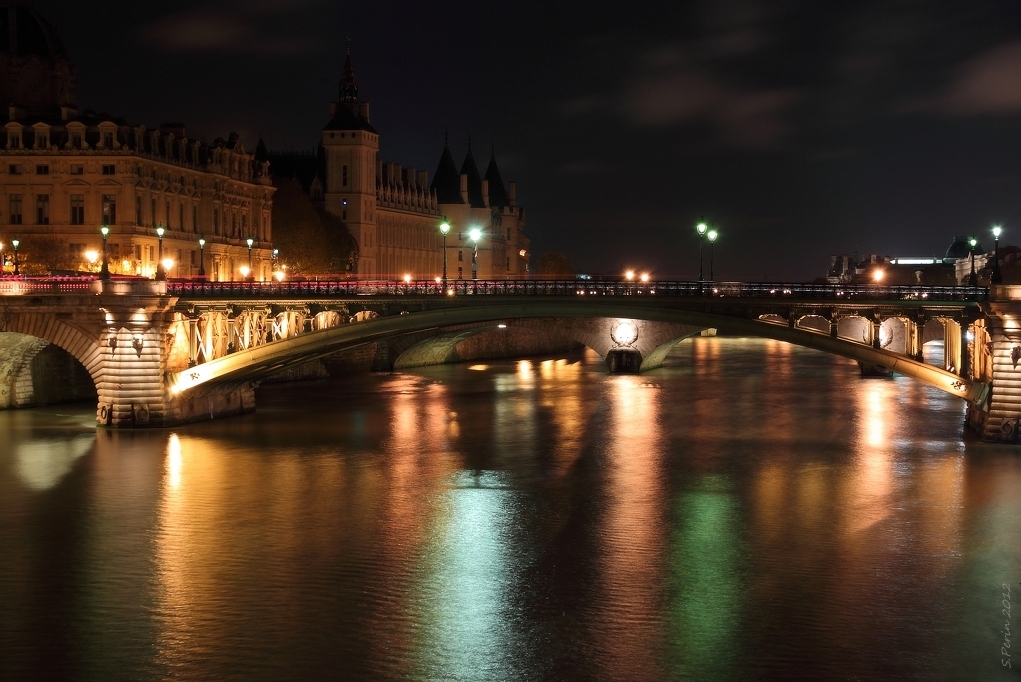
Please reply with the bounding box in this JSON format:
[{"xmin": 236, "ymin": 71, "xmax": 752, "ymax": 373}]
[
  {"xmin": 460, "ymin": 138, "xmax": 486, "ymax": 208},
  {"xmin": 339, "ymin": 49, "xmax": 358, "ymax": 104},
  {"xmin": 431, "ymin": 136, "xmax": 463, "ymax": 204},
  {"xmin": 484, "ymin": 145, "xmax": 510, "ymax": 209},
  {"xmin": 254, "ymin": 137, "xmax": 268, "ymax": 162}
]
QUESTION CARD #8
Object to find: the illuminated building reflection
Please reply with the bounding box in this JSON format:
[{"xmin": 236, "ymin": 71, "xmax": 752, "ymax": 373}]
[
  {"xmin": 14, "ymin": 433, "xmax": 95, "ymax": 490},
  {"xmin": 593, "ymin": 375, "xmax": 666, "ymax": 679}
]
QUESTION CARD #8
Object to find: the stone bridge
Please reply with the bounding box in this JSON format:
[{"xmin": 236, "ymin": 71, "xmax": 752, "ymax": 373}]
[{"xmin": 2, "ymin": 276, "xmax": 1020, "ymax": 442}]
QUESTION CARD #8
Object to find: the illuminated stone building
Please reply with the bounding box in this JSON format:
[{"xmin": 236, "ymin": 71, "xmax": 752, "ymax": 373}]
[
  {"xmin": 0, "ymin": 1, "xmax": 274, "ymax": 280},
  {"xmin": 272, "ymin": 54, "xmax": 529, "ymax": 280}
]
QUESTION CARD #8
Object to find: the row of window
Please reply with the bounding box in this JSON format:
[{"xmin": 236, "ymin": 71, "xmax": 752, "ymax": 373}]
[
  {"xmin": 6, "ymin": 130, "xmax": 116, "ymax": 151},
  {"xmin": 7, "ymin": 194, "xmax": 117, "ymax": 225},
  {"xmin": 8, "ymin": 163, "xmax": 114, "ymax": 175}
]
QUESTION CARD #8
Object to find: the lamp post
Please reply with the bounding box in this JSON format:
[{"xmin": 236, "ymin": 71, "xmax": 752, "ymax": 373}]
[
  {"xmin": 696, "ymin": 219, "xmax": 707, "ymax": 281},
  {"xmin": 469, "ymin": 227, "xmax": 481, "ymax": 280},
  {"xmin": 968, "ymin": 236, "xmax": 977, "ymax": 286},
  {"xmin": 100, "ymin": 225, "xmax": 110, "ymax": 279},
  {"xmin": 707, "ymin": 228, "xmax": 718, "ymax": 281},
  {"xmin": 155, "ymin": 225, "xmax": 166, "ymax": 280},
  {"xmin": 246, "ymin": 237, "xmax": 254, "ymax": 281},
  {"xmin": 992, "ymin": 226, "xmax": 1003, "ymax": 285},
  {"xmin": 198, "ymin": 237, "xmax": 206, "ymax": 278},
  {"xmin": 12, "ymin": 238, "xmax": 19, "ymax": 275},
  {"xmin": 439, "ymin": 217, "xmax": 450, "ymax": 288},
  {"xmin": 0, "ymin": 241, "xmax": 4, "ymax": 274}
]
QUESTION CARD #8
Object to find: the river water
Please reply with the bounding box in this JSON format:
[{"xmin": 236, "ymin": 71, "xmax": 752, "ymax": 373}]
[{"xmin": 1, "ymin": 337, "xmax": 1020, "ymax": 681}]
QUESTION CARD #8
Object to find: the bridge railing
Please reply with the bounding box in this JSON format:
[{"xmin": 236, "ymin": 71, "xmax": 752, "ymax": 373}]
[
  {"xmin": 165, "ymin": 279, "xmax": 989, "ymax": 301},
  {"xmin": 0, "ymin": 276, "xmax": 989, "ymax": 301}
]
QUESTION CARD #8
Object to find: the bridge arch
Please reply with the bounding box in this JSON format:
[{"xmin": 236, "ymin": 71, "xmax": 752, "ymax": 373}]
[{"xmin": 168, "ymin": 302, "xmax": 986, "ymax": 405}]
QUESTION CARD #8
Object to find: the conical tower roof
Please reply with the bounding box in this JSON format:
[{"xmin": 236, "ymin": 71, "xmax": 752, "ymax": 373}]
[
  {"xmin": 338, "ymin": 49, "xmax": 358, "ymax": 104},
  {"xmin": 431, "ymin": 137, "xmax": 463, "ymax": 204},
  {"xmin": 460, "ymin": 140, "xmax": 486, "ymax": 208},
  {"xmin": 484, "ymin": 148, "xmax": 509, "ymax": 208}
]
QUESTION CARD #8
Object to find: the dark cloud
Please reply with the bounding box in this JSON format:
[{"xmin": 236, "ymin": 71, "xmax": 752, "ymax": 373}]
[
  {"xmin": 905, "ymin": 42, "xmax": 1021, "ymax": 115},
  {"xmin": 136, "ymin": 1, "xmax": 320, "ymax": 55}
]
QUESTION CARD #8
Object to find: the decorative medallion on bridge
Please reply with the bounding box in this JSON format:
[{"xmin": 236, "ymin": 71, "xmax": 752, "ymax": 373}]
[{"xmin": 610, "ymin": 320, "xmax": 639, "ymax": 348}]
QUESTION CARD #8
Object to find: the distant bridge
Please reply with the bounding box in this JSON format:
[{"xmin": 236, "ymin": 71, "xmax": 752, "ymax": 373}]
[{"xmin": 1, "ymin": 276, "xmax": 1018, "ymax": 442}]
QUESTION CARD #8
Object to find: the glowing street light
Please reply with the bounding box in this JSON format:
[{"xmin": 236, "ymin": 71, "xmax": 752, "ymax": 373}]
[
  {"xmin": 873, "ymin": 268, "xmax": 885, "ymax": 283},
  {"xmin": 968, "ymin": 236, "xmax": 977, "ymax": 286},
  {"xmin": 469, "ymin": 227, "xmax": 482, "ymax": 280},
  {"xmin": 100, "ymin": 226, "xmax": 109, "ymax": 279},
  {"xmin": 403, "ymin": 273, "xmax": 411, "ymax": 284},
  {"xmin": 625, "ymin": 270, "xmax": 635, "ymax": 281},
  {"xmin": 155, "ymin": 225, "xmax": 166, "ymax": 280},
  {"xmin": 11, "ymin": 238, "xmax": 18, "ymax": 275},
  {"xmin": 696, "ymin": 219, "xmax": 708, "ymax": 281},
  {"xmin": 246, "ymin": 237, "xmax": 255, "ymax": 281},
  {"xmin": 439, "ymin": 217, "xmax": 451, "ymax": 287},
  {"xmin": 640, "ymin": 272, "xmax": 650, "ymax": 283},
  {"xmin": 198, "ymin": 237, "xmax": 206, "ymax": 278},
  {"xmin": 707, "ymin": 228, "xmax": 719, "ymax": 281},
  {"xmin": 992, "ymin": 225, "xmax": 1003, "ymax": 284},
  {"xmin": 162, "ymin": 258, "xmax": 175, "ymax": 276},
  {"xmin": 239, "ymin": 265, "xmax": 250, "ymax": 280}
]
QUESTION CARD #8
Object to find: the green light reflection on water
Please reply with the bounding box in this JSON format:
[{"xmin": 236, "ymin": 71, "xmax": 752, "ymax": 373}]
[
  {"xmin": 412, "ymin": 470, "xmax": 516, "ymax": 681},
  {"xmin": 667, "ymin": 474, "xmax": 745, "ymax": 680}
]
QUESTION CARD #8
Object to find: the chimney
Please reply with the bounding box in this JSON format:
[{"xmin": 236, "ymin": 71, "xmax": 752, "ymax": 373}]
[
  {"xmin": 417, "ymin": 170, "xmax": 428, "ymax": 187},
  {"xmin": 508, "ymin": 181, "xmax": 516, "ymax": 207},
  {"xmin": 329, "ymin": 102, "xmax": 337, "ymax": 117},
  {"xmin": 405, "ymin": 166, "xmax": 416, "ymax": 187},
  {"xmin": 460, "ymin": 173, "xmax": 468, "ymax": 203},
  {"xmin": 359, "ymin": 102, "xmax": 370, "ymax": 122},
  {"xmin": 482, "ymin": 179, "xmax": 489, "ymax": 207}
]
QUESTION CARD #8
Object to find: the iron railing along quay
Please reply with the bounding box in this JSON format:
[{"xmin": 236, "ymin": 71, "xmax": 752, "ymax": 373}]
[{"xmin": 0, "ymin": 275, "xmax": 990, "ymax": 301}]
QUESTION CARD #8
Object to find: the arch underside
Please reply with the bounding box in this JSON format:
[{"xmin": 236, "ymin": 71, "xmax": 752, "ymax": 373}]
[{"xmin": 167, "ymin": 302, "xmax": 988, "ymax": 405}]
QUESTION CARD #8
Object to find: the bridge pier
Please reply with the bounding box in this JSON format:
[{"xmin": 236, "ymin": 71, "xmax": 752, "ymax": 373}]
[{"xmin": 606, "ymin": 348, "xmax": 642, "ymax": 373}]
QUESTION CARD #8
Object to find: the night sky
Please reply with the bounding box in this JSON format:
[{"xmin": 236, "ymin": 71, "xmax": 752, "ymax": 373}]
[{"xmin": 37, "ymin": 0, "xmax": 1021, "ymax": 281}]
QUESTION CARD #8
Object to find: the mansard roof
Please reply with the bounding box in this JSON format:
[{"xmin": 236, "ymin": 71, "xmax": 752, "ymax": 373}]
[
  {"xmin": 484, "ymin": 151, "xmax": 509, "ymax": 208},
  {"xmin": 323, "ymin": 104, "xmax": 377, "ymax": 133},
  {"xmin": 431, "ymin": 141, "xmax": 463, "ymax": 204},
  {"xmin": 460, "ymin": 144, "xmax": 486, "ymax": 208}
]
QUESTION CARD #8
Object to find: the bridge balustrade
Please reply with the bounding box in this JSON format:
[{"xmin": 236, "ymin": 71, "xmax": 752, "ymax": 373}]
[{"xmin": 0, "ymin": 275, "xmax": 990, "ymax": 302}]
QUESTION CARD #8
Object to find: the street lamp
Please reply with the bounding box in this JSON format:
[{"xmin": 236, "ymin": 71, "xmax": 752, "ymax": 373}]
[
  {"xmin": 12, "ymin": 238, "xmax": 19, "ymax": 275},
  {"xmin": 155, "ymin": 225, "xmax": 166, "ymax": 280},
  {"xmin": 246, "ymin": 237, "xmax": 254, "ymax": 281},
  {"xmin": 198, "ymin": 237, "xmax": 206, "ymax": 278},
  {"xmin": 707, "ymin": 228, "xmax": 718, "ymax": 281},
  {"xmin": 469, "ymin": 227, "xmax": 482, "ymax": 280},
  {"xmin": 968, "ymin": 236, "xmax": 977, "ymax": 286},
  {"xmin": 696, "ymin": 219, "xmax": 707, "ymax": 281},
  {"xmin": 439, "ymin": 217, "xmax": 450, "ymax": 287},
  {"xmin": 100, "ymin": 225, "xmax": 110, "ymax": 279},
  {"xmin": 992, "ymin": 225, "xmax": 1003, "ymax": 284}
]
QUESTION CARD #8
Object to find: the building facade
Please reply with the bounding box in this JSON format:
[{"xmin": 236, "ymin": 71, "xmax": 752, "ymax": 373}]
[
  {"xmin": 0, "ymin": 2, "xmax": 274, "ymax": 280},
  {"xmin": 274, "ymin": 54, "xmax": 529, "ymax": 280}
]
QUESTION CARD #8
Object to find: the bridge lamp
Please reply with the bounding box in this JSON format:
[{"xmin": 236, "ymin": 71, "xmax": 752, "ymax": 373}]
[
  {"xmin": 439, "ymin": 218, "xmax": 451, "ymax": 287},
  {"xmin": 469, "ymin": 227, "xmax": 482, "ymax": 280},
  {"xmin": 155, "ymin": 226, "xmax": 166, "ymax": 281},
  {"xmin": 707, "ymin": 228, "xmax": 719, "ymax": 281},
  {"xmin": 696, "ymin": 219, "xmax": 708, "ymax": 280},
  {"xmin": 640, "ymin": 272, "xmax": 650, "ymax": 283},
  {"xmin": 162, "ymin": 258, "xmax": 175, "ymax": 276},
  {"xmin": 274, "ymin": 269, "xmax": 285, "ymax": 282},
  {"xmin": 992, "ymin": 225, "xmax": 1003, "ymax": 284},
  {"xmin": 11, "ymin": 238, "xmax": 18, "ymax": 275},
  {"xmin": 873, "ymin": 268, "xmax": 884, "ymax": 283},
  {"xmin": 239, "ymin": 265, "xmax": 250, "ymax": 280},
  {"xmin": 625, "ymin": 270, "xmax": 634, "ymax": 281},
  {"xmin": 967, "ymin": 237, "xmax": 978, "ymax": 286},
  {"xmin": 99, "ymin": 226, "xmax": 110, "ymax": 279},
  {"xmin": 198, "ymin": 237, "xmax": 206, "ymax": 278},
  {"xmin": 404, "ymin": 273, "xmax": 411, "ymax": 284},
  {"xmin": 245, "ymin": 237, "xmax": 255, "ymax": 281},
  {"xmin": 85, "ymin": 249, "xmax": 98, "ymax": 268}
]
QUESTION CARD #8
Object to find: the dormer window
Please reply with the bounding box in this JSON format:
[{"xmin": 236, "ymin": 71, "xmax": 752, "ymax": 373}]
[
  {"xmin": 103, "ymin": 132, "xmax": 114, "ymax": 148},
  {"xmin": 36, "ymin": 133, "xmax": 48, "ymax": 149},
  {"xmin": 71, "ymin": 132, "xmax": 83, "ymax": 149},
  {"xmin": 9, "ymin": 132, "xmax": 20, "ymax": 149}
]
